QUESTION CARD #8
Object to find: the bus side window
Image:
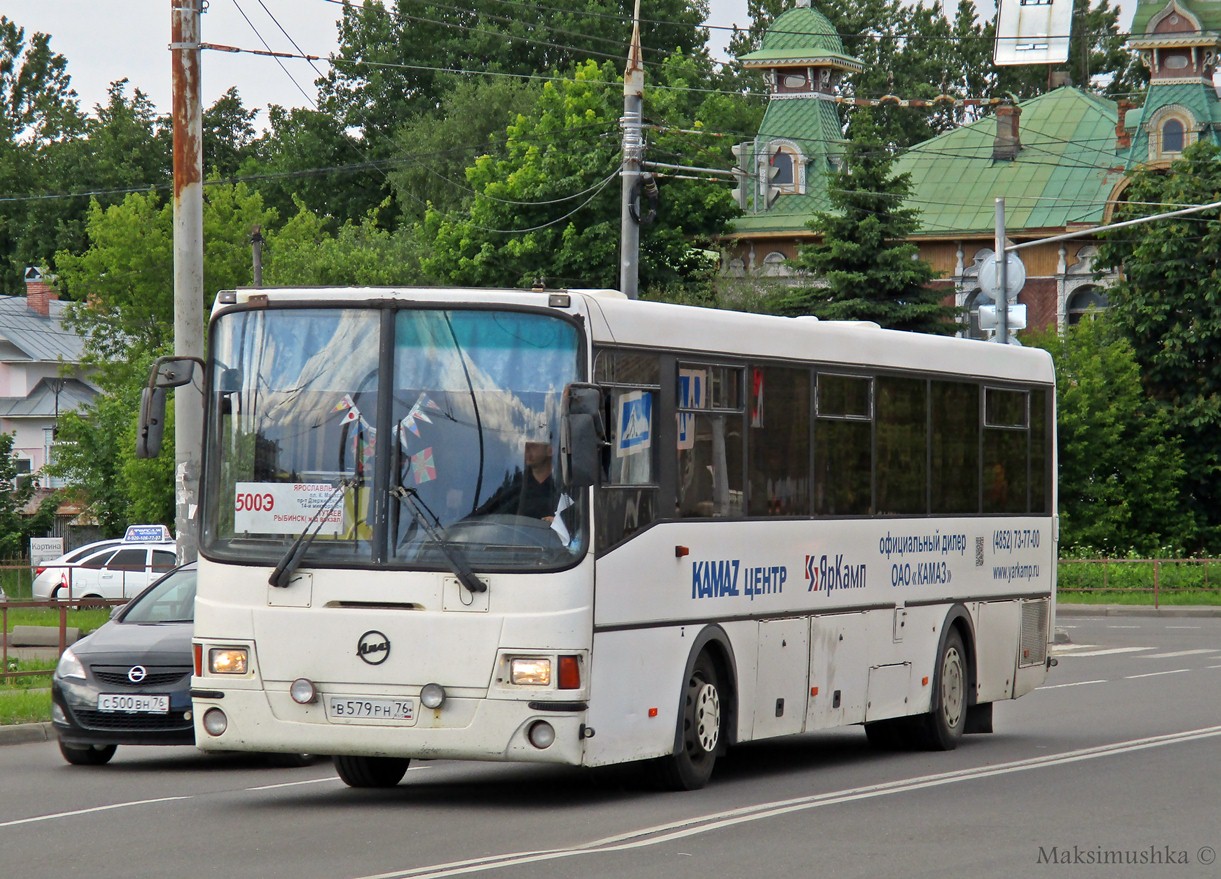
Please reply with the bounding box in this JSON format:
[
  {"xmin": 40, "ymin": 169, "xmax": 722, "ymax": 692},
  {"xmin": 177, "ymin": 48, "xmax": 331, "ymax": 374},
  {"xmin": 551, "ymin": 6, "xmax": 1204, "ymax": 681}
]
[
  {"xmin": 747, "ymin": 365, "xmax": 810, "ymax": 516},
  {"xmin": 677, "ymin": 364, "xmax": 744, "ymax": 518},
  {"xmin": 815, "ymin": 373, "xmax": 872, "ymax": 516}
]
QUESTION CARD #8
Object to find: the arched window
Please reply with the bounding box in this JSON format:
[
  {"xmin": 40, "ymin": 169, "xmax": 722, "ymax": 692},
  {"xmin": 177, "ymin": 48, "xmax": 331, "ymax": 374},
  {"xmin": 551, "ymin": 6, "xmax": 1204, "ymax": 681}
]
[
  {"xmin": 770, "ymin": 148, "xmax": 794, "ymax": 186},
  {"xmin": 762, "ymin": 252, "xmax": 791, "ymax": 277},
  {"xmin": 1162, "ymin": 118, "xmax": 1185, "ymax": 154},
  {"xmin": 1066, "ymin": 286, "xmax": 1109, "ymax": 325}
]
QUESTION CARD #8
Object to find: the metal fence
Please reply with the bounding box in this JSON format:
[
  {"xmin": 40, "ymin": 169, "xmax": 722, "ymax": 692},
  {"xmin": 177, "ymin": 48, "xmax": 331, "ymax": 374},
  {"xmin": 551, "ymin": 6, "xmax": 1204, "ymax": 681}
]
[{"xmin": 1056, "ymin": 558, "xmax": 1221, "ymax": 609}]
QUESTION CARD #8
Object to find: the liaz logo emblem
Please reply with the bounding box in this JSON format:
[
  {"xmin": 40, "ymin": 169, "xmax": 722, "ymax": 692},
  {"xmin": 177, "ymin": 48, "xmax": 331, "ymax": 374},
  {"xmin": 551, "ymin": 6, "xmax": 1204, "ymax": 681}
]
[{"xmin": 357, "ymin": 630, "xmax": 391, "ymax": 665}]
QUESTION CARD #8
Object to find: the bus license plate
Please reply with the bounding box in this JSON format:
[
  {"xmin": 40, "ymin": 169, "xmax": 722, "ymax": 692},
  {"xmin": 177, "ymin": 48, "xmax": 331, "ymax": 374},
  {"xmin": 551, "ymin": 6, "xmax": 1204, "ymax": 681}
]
[
  {"xmin": 327, "ymin": 696, "xmax": 416, "ymax": 724},
  {"xmin": 98, "ymin": 693, "xmax": 170, "ymax": 714}
]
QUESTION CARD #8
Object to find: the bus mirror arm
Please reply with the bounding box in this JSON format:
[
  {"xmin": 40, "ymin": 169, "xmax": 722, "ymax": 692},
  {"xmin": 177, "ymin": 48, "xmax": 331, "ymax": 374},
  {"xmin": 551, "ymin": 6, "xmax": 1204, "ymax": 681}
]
[
  {"xmin": 391, "ymin": 486, "xmax": 488, "ymax": 594},
  {"xmin": 136, "ymin": 355, "xmax": 205, "ymax": 459}
]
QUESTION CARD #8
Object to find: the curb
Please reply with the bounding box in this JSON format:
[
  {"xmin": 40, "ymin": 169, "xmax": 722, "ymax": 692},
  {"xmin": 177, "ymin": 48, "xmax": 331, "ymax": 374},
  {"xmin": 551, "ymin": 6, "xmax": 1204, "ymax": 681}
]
[{"xmin": 0, "ymin": 722, "xmax": 53, "ymax": 746}]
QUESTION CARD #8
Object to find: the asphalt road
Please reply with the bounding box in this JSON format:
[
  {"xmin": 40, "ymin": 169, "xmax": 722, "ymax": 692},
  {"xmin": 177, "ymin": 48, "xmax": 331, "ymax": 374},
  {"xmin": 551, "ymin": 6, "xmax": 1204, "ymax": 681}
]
[{"xmin": 2, "ymin": 613, "xmax": 1219, "ymax": 879}]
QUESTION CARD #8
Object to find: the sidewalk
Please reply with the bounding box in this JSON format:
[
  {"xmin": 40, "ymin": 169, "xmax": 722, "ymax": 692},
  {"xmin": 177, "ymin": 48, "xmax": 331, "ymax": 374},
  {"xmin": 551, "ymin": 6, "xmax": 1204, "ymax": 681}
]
[{"xmin": 1056, "ymin": 603, "xmax": 1221, "ymax": 618}]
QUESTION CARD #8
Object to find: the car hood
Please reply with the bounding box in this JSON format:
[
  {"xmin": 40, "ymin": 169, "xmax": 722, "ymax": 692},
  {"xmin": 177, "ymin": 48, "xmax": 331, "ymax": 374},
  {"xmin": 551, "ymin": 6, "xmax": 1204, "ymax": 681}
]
[{"xmin": 72, "ymin": 620, "xmax": 193, "ymax": 664}]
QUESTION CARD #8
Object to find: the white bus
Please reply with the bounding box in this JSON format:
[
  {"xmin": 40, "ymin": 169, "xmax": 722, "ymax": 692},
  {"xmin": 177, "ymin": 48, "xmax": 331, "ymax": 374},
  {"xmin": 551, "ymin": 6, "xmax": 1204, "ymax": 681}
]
[{"xmin": 147, "ymin": 286, "xmax": 1056, "ymax": 790}]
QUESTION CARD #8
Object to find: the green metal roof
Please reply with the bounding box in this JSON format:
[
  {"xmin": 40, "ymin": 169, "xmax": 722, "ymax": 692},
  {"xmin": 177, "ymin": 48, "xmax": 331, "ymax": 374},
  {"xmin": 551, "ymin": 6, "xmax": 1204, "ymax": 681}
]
[
  {"xmin": 730, "ymin": 95, "xmax": 846, "ymax": 233},
  {"xmin": 739, "ymin": 7, "xmax": 861, "ymax": 70},
  {"xmin": 1131, "ymin": 0, "xmax": 1221, "ymax": 36},
  {"xmin": 1128, "ymin": 81, "xmax": 1221, "ymax": 162},
  {"xmin": 895, "ymin": 88, "xmax": 1127, "ymax": 237}
]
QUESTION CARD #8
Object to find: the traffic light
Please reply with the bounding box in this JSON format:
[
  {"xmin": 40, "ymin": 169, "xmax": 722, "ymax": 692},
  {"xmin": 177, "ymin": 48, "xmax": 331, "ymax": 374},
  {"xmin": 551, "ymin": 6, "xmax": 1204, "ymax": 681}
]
[
  {"xmin": 731, "ymin": 142, "xmax": 753, "ymax": 210},
  {"xmin": 759, "ymin": 146, "xmax": 782, "ymax": 209}
]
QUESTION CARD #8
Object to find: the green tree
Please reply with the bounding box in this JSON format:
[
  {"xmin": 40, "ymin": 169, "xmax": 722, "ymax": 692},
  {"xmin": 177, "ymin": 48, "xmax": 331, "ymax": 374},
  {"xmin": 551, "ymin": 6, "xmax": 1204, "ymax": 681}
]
[
  {"xmin": 203, "ymin": 86, "xmax": 258, "ymax": 178},
  {"xmin": 1095, "ymin": 140, "xmax": 1221, "ymax": 551},
  {"xmin": 388, "ymin": 76, "xmax": 543, "ymax": 222},
  {"xmin": 240, "ymin": 106, "xmax": 384, "ymax": 224},
  {"xmin": 419, "ymin": 56, "xmax": 738, "ymax": 295},
  {"xmin": 776, "ymin": 110, "xmax": 954, "ymax": 332},
  {"xmin": 1029, "ymin": 318, "xmax": 1197, "ymax": 556},
  {"xmin": 0, "ymin": 15, "xmax": 85, "ymax": 291},
  {"xmin": 321, "ymin": 0, "xmax": 711, "ymax": 140}
]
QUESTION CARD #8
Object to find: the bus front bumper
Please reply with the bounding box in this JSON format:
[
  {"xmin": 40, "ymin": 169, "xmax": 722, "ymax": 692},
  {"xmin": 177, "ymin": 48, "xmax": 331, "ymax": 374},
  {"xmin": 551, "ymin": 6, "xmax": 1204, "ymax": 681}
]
[{"xmin": 189, "ymin": 686, "xmax": 589, "ymax": 765}]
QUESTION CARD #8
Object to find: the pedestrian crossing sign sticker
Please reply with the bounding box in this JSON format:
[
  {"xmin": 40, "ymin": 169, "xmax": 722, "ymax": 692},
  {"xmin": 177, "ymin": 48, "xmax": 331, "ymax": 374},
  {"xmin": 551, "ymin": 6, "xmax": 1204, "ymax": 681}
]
[{"xmin": 617, "ymin": 390, "xmax": 652, "ymax": 455}]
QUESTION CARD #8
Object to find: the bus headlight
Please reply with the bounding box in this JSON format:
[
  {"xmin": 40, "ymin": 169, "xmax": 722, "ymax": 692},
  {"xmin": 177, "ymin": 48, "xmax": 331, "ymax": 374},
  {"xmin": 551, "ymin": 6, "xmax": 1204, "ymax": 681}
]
[
  {"xmin": 510, "ymin": 658, "xmax": 551, "ymax": 686},
  {"xmin": 209, "ymin": 648, "xmax": 248, "ymax": 675}
]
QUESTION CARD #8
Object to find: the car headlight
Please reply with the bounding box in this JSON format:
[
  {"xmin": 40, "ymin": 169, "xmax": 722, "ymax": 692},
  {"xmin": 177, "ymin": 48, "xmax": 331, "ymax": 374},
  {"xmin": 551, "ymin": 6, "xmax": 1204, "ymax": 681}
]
[
  {"xmin": 208, "ymin": 648, "xmax": 249, "ymax": 675},
  {"xmin": 509, "ymin": 657, "xmax": 551, "ymax": 686},
  {"xmin": 56, "ymin": 647, "xmax": 86, "ymax": 680}
]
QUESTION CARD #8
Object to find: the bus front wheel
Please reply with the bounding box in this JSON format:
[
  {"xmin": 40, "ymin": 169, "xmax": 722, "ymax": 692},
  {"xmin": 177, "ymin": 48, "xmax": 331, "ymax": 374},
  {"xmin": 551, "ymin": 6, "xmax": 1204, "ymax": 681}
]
[
  {"xmin": 656, "ymin": 652, "xmax": 722, "ymax": 791},
  {"xmin": 333, "ymin": 754, "xmax": 410, "ymax": 788}
]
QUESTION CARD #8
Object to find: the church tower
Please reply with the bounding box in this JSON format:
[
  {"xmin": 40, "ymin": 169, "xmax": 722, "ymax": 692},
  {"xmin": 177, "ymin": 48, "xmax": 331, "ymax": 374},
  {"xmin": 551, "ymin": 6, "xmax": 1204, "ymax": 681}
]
[
  {"xmin": 733, "ymin": 0, "xmax": 863, "ymax": 231},
  {"xmin": 1126, "ymin": 0, "xmax": 1221, "ymax": 165}
]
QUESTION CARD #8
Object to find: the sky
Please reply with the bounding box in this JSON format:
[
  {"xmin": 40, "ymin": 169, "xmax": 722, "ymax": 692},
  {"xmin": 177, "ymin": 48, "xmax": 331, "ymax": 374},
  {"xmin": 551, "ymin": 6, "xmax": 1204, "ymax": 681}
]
[{"xmin": 5, "ymin": 0, "xmax": 752, "ymax": 127}]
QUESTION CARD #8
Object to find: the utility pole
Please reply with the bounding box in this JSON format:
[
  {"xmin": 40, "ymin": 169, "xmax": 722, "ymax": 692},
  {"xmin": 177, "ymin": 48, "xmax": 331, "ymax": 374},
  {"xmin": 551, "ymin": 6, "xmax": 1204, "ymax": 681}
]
[
  {"xmin": 171, "ymin": 0, "xmax": 204, "ymax": 562},
  {"xmin": 619, "ymin": 0, "xmax": 643, "ymax": 299},
  {"xmin": 995, "ymin": 198, "xmax": 1008, "ymax": 345}
]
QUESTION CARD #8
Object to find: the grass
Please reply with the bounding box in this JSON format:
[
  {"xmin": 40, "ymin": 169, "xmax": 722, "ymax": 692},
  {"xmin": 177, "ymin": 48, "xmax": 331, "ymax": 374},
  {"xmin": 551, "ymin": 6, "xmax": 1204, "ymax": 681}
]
[
  {"xmin": 0, "ymin": 689, "xmax": 52, "ymax": 725},
  {"xmin": 3, "ymin": 606, "xmax": 113, "ymax": 636},
  {"xmin": 0, "ymin": 659, "xmax": 55, "ymax": 725},
  {"xmin": 1057, "ymin": 558, "xmax": 1221, "ymax": 606}
]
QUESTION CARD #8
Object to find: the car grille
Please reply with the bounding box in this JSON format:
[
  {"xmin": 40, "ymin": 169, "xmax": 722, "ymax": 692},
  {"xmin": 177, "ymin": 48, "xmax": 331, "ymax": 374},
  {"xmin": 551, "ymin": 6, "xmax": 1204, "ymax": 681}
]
[
  {"xmin": 91, "ymin": 665, "xmax": 192, "ymax": 687},
  {"xmin": 71, "ymin": 709, "xmax": 193, "ymax": 732}
]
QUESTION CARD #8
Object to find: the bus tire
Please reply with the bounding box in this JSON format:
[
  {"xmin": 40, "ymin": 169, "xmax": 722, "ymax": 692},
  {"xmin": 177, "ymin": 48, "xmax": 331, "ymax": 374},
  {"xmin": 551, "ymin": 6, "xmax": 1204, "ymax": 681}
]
[
  {"xmin": 58, "ymin": 740, "xmax": 117, "ymax": 766},
  {"xmin": 917, "ymin": 628, "xmax": 968, "ymax": 750},
  {"xmin": 333, "ymin": 754, "xmax": 410, "ymax": 788},
  {"xmin": 656, "ymin": 651, "xmax": 722, "ymax": 790}
]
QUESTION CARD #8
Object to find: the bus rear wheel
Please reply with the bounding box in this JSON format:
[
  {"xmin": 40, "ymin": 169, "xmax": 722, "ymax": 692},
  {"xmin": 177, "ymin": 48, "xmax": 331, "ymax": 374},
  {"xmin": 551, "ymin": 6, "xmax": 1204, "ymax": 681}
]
[
  {"xmin": 917, "ymin": 629, "xmax": 968, "ymax": 750},
  {"xmin": 656, "ymin": 652, "xmax": 722, "ymax": 791},
  {"xmin": 333, "ymin": 754, "xmax": 410, "ymax": 788}
]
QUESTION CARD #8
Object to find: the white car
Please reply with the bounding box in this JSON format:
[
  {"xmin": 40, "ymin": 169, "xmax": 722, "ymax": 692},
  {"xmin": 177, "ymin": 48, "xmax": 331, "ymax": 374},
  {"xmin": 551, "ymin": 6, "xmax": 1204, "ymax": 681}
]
[{"xmin": 32, "ymin": 530, "xmax": 178, "ymax": 603}]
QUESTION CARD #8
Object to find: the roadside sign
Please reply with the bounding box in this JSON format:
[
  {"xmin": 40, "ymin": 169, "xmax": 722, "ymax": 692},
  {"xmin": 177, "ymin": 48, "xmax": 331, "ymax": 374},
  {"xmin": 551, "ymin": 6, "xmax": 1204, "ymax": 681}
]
[
  {"xmin": 30, "ymin": 537, "xmax": 64, "ymax": 567},
  {"xmin": 123, "ymin": 524, "xmax": 173, "ymax": 543}
]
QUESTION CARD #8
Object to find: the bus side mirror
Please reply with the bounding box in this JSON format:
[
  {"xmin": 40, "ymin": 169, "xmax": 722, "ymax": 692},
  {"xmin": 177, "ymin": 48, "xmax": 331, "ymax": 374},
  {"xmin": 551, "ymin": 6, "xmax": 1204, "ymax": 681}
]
[
  {"xmin": 137, "ymin": 387, "xmax": 167, "ymax": 459},
  {"xmin": 561, "ymin": 384, "xmax": 605, "ymax": 489},
  {"xmin": 135, "ymin": 355, "xmax": 203, "ymax": 459}
]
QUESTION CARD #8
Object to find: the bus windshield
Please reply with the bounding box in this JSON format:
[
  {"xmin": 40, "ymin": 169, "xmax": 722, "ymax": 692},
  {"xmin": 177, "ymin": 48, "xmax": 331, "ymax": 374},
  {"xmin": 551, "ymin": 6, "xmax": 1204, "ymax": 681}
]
[{"xmin": 202, "ymin": 306, "xmax": 585, "ymax": 571}]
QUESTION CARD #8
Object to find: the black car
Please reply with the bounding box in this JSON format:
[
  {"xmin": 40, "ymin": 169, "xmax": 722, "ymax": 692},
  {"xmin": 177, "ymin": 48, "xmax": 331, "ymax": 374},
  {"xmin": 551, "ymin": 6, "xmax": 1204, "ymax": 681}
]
[{"xmin": 50, "ymin": 563, "xmax": 312, "ymax": 767}]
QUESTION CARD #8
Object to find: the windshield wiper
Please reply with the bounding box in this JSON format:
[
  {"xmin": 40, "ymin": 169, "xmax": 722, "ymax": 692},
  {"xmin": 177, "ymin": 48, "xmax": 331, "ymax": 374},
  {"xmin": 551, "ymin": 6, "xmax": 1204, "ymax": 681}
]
[
  {"xmin": 391, "ymin": 485, "xmax": 488, "ymax": 594},
  {"xmin": 268, "ymin": 479, "xmax": 353, "ymax": 588}
]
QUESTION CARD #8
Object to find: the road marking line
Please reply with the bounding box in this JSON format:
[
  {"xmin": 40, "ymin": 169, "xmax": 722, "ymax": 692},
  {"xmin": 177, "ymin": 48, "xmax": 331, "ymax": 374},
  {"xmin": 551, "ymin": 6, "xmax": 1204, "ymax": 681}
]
[
  {"xmin": 1056, "ymin": 647, "xmax": 1153, "ymax": 657},
  {"xmin": 1106, "ymin": 625, "xmax": 1141, "ymax": 629},
  {"xmin": 1143, "ymin": 649, "xmax": 1218, "ymax": 659},
  {"xmin": 1166, "ymin": 626, "xmax": 1202, "ymax": 630},
  {"xmin": 246, "ymin": 776, "xmax": 341, "ymax": 792},
  {"xmin": 1051, "ymin": 644, "xmax": 1099, "ymax": 652},
  {"xmin": 353, "ymin": 726, "xmax": 1221, "ymax": 879},
  {"xmin": 1125, "ymin": 669, "xmax": 1190, "ymax": 679},
  {"xmin": 0, "ymin": 796, "xmax": 190, "ymax": 829},
  {"xmin": 1039, "ymin": 680, "xmax": 1107, "ymax": 690}
]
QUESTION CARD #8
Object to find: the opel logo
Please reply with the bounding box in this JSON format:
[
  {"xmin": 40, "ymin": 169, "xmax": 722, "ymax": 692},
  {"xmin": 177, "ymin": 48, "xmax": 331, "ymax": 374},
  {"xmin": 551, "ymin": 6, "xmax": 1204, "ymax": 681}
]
[
  {"xmin": 357, "ymin": 630, "xmax": 390, "ymax": 665},
  {"xmin": 127, "ymin": 665, "xmax": 148, "ymax": 683}
]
